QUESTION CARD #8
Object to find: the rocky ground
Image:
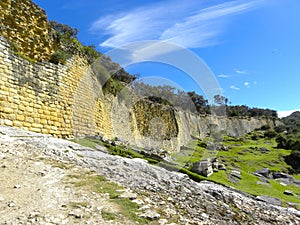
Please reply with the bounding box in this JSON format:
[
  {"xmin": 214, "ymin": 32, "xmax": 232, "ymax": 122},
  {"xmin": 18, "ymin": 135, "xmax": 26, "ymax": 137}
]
[{"xmin": 0, "ymin": 126, "xmax": 299, "ymax": 225}]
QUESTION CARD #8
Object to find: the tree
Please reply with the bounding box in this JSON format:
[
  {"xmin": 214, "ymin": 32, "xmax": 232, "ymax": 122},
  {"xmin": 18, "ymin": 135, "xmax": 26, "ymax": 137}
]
[{"xmin": 214, "ymin": 95, "xmax": 228, "ymax": 105}]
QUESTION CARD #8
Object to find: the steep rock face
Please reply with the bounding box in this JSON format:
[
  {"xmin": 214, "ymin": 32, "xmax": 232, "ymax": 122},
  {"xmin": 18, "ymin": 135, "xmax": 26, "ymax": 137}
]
[{"xmin": 0, "ymin": 0, "xmax": 54, "ymax": 61}]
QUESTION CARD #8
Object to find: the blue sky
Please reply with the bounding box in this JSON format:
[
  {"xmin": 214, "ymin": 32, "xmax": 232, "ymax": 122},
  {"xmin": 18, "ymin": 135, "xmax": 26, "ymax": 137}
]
[{"xmin": 32, "ymin": 0, "xmax": 300, "ymax": 116}]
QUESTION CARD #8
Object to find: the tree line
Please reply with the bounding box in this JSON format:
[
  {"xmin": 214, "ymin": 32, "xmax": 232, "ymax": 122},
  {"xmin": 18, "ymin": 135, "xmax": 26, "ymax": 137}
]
[{"xmin": 132, "ymin": 82, "xmax": 278, "ymax": 118}]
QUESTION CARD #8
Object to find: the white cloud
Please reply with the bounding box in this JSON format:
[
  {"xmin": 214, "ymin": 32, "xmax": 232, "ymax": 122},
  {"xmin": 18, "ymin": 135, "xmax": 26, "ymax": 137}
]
[
  {"xmin": 91, "ymin": 0, "xmax": 262, "ymax": 49},
  {"xmin": 278, "ymin": 109, "xmax": 300, "ymax": 118},
  {"xmin": 230, "ymin": 85, "xmax": 240, "ymax": 90},
  {"xmin": 235, "ymin": 69, "xmax": 247, "ymax": 74},
  {"xmin": 218, "ymin": 74, "xmax": 230, "ymax": 78},
  {"xmin": 244, "ymin": 82, "xmax": 250, "ymax": 88}
]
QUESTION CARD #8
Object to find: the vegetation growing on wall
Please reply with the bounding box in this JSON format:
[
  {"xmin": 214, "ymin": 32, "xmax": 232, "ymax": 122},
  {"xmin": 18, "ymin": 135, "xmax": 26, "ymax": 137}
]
[{"xmin": 49, "ymin": 21, "xmax": 100, "ymax": 64}]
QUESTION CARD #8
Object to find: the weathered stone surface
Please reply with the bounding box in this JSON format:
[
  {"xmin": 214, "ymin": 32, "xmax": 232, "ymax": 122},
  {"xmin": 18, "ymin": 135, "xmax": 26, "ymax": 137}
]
[
  {"xmin": 256, "ymin": 196, "xmax": 282, "ymax": 206},
  {"xmin": 0, "ymin": 126, "xmax": 300, "ymax": 224},
  {"xmin": 255, "ymin": 168, "xmax": 271, "ymax": 178},
  {"xmin": 192, "ymin": 159, "xmax": 213, "ymax": 177},
  {"xmin": 284, "ymin": 190, "xmax": 294, "ymax": 196}
]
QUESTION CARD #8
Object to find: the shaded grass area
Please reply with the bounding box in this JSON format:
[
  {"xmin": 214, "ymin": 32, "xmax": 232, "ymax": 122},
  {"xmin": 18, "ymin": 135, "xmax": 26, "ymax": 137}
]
[{"xmin": 71, "ymin": 138, "xmax": 145, "ymax": 159}]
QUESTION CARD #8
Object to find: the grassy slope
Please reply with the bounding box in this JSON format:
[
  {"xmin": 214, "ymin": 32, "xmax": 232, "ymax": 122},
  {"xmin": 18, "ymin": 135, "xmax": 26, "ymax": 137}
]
[
  {"xmin": 172, "ymin": 132, "xmax": 300, "ymax": 205},
  {"xmin": 71, "ymin": 132, "xmax": 300, "ymax": 206}
]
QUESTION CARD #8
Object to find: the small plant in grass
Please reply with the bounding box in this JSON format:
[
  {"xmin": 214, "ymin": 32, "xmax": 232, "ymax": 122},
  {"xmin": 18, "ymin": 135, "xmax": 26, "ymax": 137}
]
[{"xmin": 101, "ymin": 210, "xmax": 117, "ymax": 220}]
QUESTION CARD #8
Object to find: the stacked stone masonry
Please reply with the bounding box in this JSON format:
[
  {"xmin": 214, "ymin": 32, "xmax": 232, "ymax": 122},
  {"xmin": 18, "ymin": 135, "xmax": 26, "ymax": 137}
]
[
  {"xmin": 0, "ymin": 37, "xmax": 113, "ymax": 138},
  {"xmin": 0, "ymin": 0, "xmax": 54, "ymax": 61},
  {"xmin": 0, "ymin": 0, "xmax": 280, "ymax": 152}
]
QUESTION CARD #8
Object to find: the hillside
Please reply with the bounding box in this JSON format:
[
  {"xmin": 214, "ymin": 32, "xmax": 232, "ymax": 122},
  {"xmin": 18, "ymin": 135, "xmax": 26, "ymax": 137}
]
[
  {"xmin": 1, "ymin": 0, "xmax": 300, "ymax": 224},
  {"xmin": 1, "ymin": 126, "xmax": 300, "ymax": 224}
]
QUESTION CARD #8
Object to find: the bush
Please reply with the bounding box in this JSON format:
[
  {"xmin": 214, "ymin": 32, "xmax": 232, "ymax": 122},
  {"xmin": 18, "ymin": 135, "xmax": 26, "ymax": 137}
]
[
  {"xmin": 285, "ymin": 151, "xmax": 300, "ymax": 173},
  {"xmin": 49, "ymin": 50, "xmax": 71, "ymax": 64},
  {"xmin": 260, "ymin": 124, "xmax": 271, "ymax": 130},
  {"xmin": 264, "ymin": 130, "xmax": 277, "ymax": 139}
]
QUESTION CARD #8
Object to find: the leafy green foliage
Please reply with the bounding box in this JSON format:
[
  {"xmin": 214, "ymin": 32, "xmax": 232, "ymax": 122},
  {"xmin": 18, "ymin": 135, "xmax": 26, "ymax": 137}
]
[
  {"xmin": 49, "ymin": 21, "xmax": 100, "ymax": 64},
  {"xmin": 276, "ymin": 133, "xmax": 300, "ymax": 150},
  {"xmin": 49, "ymin": 50, "xmax": 71, "ymax": 64},
  {"xmin": 132, "ymin": 81, "xmax": 278, "ymax": 118}
]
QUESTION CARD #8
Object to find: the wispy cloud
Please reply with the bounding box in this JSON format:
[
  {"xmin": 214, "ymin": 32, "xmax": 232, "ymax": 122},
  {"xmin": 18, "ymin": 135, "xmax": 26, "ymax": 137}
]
[
  {"xmin": 235, "ymin": 69, "xmax": 247, "ymax": 74},
  {"xmin": 218, "ymin": 74, "xmax": 230, "ymax": 78},
  {"xmin": 230, "ymin": 85, "xmax": 240, "ymax": 90},
  {"xmin": 244, "ymin": 82, "xmax": 250, "ymax": 87},
  {"xmin": 91, "ymin": 0, "xmax": 262, "ymax": 49}
]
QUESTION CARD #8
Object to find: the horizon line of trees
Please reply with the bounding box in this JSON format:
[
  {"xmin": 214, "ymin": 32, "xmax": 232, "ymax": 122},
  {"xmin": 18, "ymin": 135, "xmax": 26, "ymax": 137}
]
[{"xmin": 131, "ymin": 81, "xmax": 278, "ymax": 118}]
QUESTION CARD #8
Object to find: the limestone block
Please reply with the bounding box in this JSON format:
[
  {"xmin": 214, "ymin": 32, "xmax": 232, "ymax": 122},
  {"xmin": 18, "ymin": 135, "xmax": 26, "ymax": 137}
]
[
  {"xmin": 13, "ymin": 121, "xmax": 23, "ymax": 127},
  {"xmin": 1, "ymin": 107, "xmax": 14, "ymax": 114},
  {"xmin": 3, "ymin": 119, "xmax": 13, "ymax": 126},
  {"xmin": 32, "ymin": 123, "xmax": 43, "ymax": 128},
  {"xmin": 25, "ymin": 117, "xmax": 34, "ymax": 123},
  {"xmin": 16, "ymin": 115, "xmax": 25, "ymax": 121},
  {"xmin": 29, "ymin": 127, "xmax": 41, "ymax": 133}
]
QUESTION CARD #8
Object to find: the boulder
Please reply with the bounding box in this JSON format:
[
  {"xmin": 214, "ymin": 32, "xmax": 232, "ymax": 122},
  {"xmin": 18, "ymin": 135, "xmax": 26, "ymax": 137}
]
[
  {"xmin": 192, "ymin": 159, "xmax": 213, "ymax": 177},
  {"xmin": 256, "ymin": 196, "xmax": 282, "ymax": 206},
  {"xmin": 272, "ymin": 172, "xmax": 294, "ymax": 181},
  {"xmin": 260, "ymin": 147, "xmax": 270, "ymax": 154},
  {"xmin": 284, "ymin": 190, "xmax": 294, "ymax": 196},
  {"xmin": 254, "ymin": 168, "xmax": 270, "ymax": 178},
  {"xmin": 139, "ymin": 210, "xmax": 160, "ymax": 220},
  {"xmin": 231, "ymin": 170, "xmax": 241, "ymax": 179},
  {"xmin": 293, "ymin": 179, "xmax": 300, "ymax": 186},
  {"xmin": 218, "ymin": 164, "xmax": 226, "ymax": 171}
]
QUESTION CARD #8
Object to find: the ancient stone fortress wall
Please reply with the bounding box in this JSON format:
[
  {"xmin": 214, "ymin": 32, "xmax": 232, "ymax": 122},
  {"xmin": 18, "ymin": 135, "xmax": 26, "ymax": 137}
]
[
  {"xmin": 0, "ymin": 0, "xmax": 278, "ymax": 152},
  {"xmin": 0, "ymin": 36, "xmax": 113, "ymax": 138},
  {"xmin": 0, "ymin": 0, "xmax": 54, "ymax": 61}
]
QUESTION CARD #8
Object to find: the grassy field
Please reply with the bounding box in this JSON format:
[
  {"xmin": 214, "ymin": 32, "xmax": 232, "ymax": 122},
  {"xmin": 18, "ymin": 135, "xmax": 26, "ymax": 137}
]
[
  {"xmin": 71, "ymin": 131, "xmax": 300, "ymax": 206},
  {"xmin": 172, "ymin": 131, "xmax": 300, "ymax": 205}
]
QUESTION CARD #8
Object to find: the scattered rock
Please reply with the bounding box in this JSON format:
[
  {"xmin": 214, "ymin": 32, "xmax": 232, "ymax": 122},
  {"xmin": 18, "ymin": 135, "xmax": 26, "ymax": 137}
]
[
  {"xmin": 256, "ymin": 196, "xmax": 282, "ymax": 206},
  {"xmin": 254, "ymin": 168, "xmax": 270, "ymax": 178},
  {"xmin": 1, "ymin": 126, "xmax": 300, "ymax": 224},
  {"xmin": 256, "ymin": 181, "xmax": 270, "ymax": 186},
  {"xmin": 272, "ymin": 172, "xmax": 294, "ymax": 180},
  {"xmin": 14, "ymin": 184, "xmax": 21, "ymax": 189},
  {"xmin": 231, "ymin": 170, "xmax": 241, "ymax": 179},
  {"xmin": 260, "ymin": 147, "xmax": 270, "ymax": 154},
  {"xmin": 158, "ymin": 218, "xmax": 168, "ymax": 225},
  {"xmin": 68, "ymin": 209, "xmax": 83, "ymax": 219},
  {"xmin": 218, "ymin": 164, "xmax": 226, "ymax": 171},
  {"xmin": 192, "ymin": 159, "xmax": 213, "ymax": 177},
  {"xmin": 139, "ymin": 209, "xmax": 160, "ymax": 220},
  {"xmin": 7, "ymin": 201, "xmax": 16, "ymax": 207},
  {"xmin": 119, "ymin": 191, "xmax": 137, "ymax": 200},
  {"xmin": 293, "ymin": 179, "xmax": 300, "ymax": 186},
  {"xmin": 284, "ymin": 190, "xmax": 294, "ymax": 196}
]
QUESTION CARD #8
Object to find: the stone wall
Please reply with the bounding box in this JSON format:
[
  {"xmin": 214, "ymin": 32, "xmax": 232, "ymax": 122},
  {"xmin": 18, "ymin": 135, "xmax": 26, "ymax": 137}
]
[
  {"xmin": 0, "ymin": 0, "xmax": 54, "ymax": 61},
  {"xmin": 0, "ymin": 36, "xmax": 113, "ymax": 138},
  {"xmin": 0, "ymin": 35, "xmax": 278, "ymax": 150}
]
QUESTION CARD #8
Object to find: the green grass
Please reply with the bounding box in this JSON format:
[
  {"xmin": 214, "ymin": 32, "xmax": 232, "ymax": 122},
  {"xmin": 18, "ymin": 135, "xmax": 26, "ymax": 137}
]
[
  {"xmin": 67, "ymin": 173, "xmax": 149, "ymax": 224},
  {"xmin": 101, "ymin": 211, "xmax": 117, "ymax": 220},
  {"xmin": 71, "ymin": 133, "xmax": 300, "ymax": 207},
  {"xmin": 172, "ymin": 131, "xmax": 300, "ymax": 206}
]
